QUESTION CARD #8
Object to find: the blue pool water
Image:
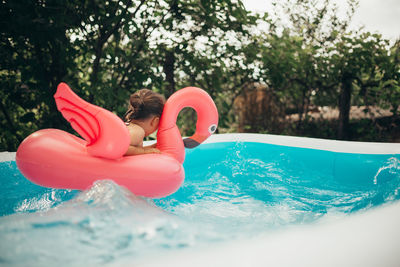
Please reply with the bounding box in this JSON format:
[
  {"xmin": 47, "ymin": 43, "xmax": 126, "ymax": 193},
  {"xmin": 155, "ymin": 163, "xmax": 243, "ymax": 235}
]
[{"xmin": 1, "ymin": 141, "xmax": 400, "ymax": 266}]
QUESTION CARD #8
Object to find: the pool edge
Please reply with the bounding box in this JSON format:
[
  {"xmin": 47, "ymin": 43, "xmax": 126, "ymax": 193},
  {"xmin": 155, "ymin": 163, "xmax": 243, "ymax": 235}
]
[{"xmin": 204, "ymin": 133, "xmax": 400, "ymax": 154}]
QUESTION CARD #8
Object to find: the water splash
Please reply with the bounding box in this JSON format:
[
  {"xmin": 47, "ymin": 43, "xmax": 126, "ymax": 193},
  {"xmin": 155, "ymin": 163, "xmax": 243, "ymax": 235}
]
[
  {"xmin": 0, "ymin": 181, "xmax": 191, "ymax": 266},
  {"xmin": 374, "ymin": 157, "xmax": 400, "ymax": 185},
  {"xmin": 1, "ymin": 142, "xmax": 400, "ymax": 266}
]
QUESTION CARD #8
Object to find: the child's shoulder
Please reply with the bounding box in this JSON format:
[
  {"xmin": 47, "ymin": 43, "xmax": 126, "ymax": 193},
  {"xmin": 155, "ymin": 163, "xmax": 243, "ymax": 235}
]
[
  {"xmin": 126, "ymin": 123, "xmax": 145, "ymax": 146},
  {"xmin": 126, "ymin": 123, "xmax": 145, "ymax": 136}
]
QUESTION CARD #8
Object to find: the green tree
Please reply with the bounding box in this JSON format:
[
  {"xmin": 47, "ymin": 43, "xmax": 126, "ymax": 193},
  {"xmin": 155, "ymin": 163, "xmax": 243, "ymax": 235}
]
[
  {"xmin": 255, "ymin": 0, "xmax": 398, "ymax": 139},
  {"xmin": 0, "ymin": 0, "xmax": 258, "ymax": 151},
  {"xmin": 329, "ymin": 32, "xmax": 398, "ymax": 139},
  {"xmin": 255, "ymin": 0, "xmax": 358, "ymax": 130},
  {"xmin": 0, "ymin": 0, "xmax": 81, "ymax": 150}
]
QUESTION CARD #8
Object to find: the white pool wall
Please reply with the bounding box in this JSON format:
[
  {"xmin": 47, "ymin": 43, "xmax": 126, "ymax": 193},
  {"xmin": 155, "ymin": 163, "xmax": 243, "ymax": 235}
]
[
  {"xmin": 204, "ymin": 133, "xmax": 400, "ymax": 154},
  {"xmin": 0, "ymin": 152, "xmax": 16, "ymax": 162}
]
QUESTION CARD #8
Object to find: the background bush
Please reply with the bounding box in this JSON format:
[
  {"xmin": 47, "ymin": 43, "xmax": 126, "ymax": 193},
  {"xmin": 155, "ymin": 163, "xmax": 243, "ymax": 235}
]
[{"xmin": 1, "ymin": 0, "xmax": 399, "ymax": 151}]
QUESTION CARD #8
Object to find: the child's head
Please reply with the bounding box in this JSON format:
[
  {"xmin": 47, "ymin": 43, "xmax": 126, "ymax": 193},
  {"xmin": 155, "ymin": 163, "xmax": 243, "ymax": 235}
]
[{"xmin": 124, "ymin": 89, "xmax": 165, "ymax": 136}]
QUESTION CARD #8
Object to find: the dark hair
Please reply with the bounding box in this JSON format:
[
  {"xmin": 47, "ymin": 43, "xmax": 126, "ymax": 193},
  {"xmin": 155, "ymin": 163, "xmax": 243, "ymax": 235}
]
[{"xmin": 124, "ymin": 89, "xmax": 165, "ymax": 122}]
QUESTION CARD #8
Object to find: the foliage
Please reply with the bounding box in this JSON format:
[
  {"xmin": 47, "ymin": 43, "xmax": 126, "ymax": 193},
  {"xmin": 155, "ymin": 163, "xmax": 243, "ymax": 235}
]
[
  {"xmin": 250, "ymin": 0, "xmax": 399, "ymax": 139},
  {"xmin": 1, "ymin": 0, "xmax": 399, "ymax": 151},
  {"xmin": 0, "ymin": 0, "xmax": 258, "ymax": 150},
  {"xmin": 1, "ymin": 0, "xmax": 80, "ymax": 150}
]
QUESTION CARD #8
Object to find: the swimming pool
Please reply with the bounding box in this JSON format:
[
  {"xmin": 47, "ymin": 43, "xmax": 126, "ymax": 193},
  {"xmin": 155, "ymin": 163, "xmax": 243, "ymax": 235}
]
[{"xmin": 1, "ymin": 133, "xmax": 400, "ymax": 266}]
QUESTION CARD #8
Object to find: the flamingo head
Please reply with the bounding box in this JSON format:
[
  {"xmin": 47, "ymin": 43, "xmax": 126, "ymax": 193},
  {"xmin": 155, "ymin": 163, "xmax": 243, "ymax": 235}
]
[
  {"xmin": 157, "ymin": 87, "xmax": 218, "ymax": 162},
  {"xmin": 183, "ymin": 121, "xmax": 218, "ymax": 148}
]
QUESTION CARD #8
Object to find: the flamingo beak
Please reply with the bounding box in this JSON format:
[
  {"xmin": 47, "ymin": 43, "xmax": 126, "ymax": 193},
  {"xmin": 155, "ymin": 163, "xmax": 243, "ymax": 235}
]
[
  {"xmin": 183, "ymin": 124, "xmax": 217, "ymax": 148},
  {"xmin": 183, "ymin": 133, "xmax": 207, "ymax": 148}
]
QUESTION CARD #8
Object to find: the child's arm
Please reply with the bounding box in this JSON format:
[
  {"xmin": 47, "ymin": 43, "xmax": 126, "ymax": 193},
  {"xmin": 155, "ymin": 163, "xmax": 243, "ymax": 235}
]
[
  {"xmin": 125, "ymin": 145, "xmax": 160, "ymax": 156},
  {"xmin": 124, "ymin": 124, "xmax": 160, "ymax": 156},
  {"xmin": 144, "ymin": 142, "xmax": 157, "ymax": 149}
]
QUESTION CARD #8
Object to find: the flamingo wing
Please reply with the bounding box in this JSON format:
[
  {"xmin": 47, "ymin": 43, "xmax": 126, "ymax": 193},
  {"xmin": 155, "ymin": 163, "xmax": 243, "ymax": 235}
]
[{"xmin": 54, "ymin": 83, "xmax": 130, "ymax": 159}]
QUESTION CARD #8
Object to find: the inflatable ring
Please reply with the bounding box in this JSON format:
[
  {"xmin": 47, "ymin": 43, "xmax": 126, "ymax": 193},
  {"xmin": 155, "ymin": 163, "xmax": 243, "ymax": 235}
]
[{"xmin": 16, "ymin": 83, "xmax": 218, "ymax": 198}]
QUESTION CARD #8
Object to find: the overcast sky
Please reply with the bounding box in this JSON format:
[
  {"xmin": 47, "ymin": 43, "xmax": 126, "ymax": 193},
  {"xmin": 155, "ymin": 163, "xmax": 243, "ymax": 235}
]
[{"xmin": 242, "ymin": 0, "xmax": 400, "ymax": 41}]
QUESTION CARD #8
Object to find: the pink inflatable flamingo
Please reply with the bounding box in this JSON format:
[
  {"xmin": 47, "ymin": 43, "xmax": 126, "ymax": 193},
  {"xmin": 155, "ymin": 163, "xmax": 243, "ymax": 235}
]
[{"xmin": 16, "ymin": 83, "xmax": 218, "ymax": 198}]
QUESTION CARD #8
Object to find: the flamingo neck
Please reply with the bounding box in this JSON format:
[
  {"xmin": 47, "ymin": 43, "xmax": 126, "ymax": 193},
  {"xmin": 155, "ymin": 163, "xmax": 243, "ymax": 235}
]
[
  {"xmin": 156, "ymin": 87, "xmax": 218, "ymax": 164},
  {"xmin": 156, "ymin": 89, "xmax": 196, "ymax": 163}
]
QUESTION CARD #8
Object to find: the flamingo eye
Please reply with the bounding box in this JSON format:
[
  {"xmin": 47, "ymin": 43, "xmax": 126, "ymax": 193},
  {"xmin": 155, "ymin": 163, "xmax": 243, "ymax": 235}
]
[{"xmin": 208, "ymin": 124, "xmax": 217, "ymax": 134}]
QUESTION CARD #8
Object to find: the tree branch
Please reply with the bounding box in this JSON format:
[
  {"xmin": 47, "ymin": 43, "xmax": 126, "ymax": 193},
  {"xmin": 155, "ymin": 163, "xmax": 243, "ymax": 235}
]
[
  {"xmin": 118, "ymin": 2, "xmax": 174, "ymax": 88},
  {"xmin": 90, "ymin": 0, "xmax": 140, "ymax": 101}
]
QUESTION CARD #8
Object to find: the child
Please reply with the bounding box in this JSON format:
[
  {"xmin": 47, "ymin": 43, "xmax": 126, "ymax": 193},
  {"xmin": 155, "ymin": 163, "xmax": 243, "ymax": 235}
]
[{"xmin": 124, "ymin": 89, "xmax": 165, "ymax": 156}]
